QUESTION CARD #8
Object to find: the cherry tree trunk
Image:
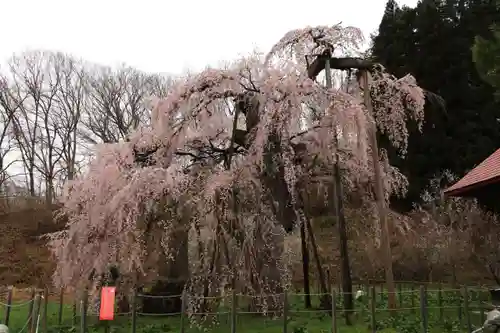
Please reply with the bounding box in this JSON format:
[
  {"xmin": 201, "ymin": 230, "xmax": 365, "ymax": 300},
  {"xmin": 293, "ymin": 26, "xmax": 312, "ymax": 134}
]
[
  {"xmin": 141, "ymin": 225, "xmax": 189, "ymax": 314},
  {"xmin": 245, "ymin": 131, "xmax": 293, "ymax": 313},
  {"xmin": 246, "ymin": 220, "xmax": 286, "ymax": 314},
  {"xmin": 262, "ymin": 130, "xmax": 296, "ymax": 232}
]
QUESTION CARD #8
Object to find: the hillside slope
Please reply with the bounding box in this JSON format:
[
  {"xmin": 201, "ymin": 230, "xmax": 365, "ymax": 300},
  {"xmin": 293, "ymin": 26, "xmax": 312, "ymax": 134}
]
[
  {"xmin": 0, "ymin": 200, "xmax": 489, "ymax": 288},
  {"xmin": 0, "ymin": 202, "xmax": 64, "ymax": 287}
]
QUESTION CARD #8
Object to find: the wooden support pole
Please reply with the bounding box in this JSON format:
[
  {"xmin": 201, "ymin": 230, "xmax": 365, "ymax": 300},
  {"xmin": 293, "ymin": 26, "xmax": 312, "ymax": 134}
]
[
  {"xmin": 324, "ymin": 52, "xmax": 354, "ymax": 323},
  {"xmin": 306, "ymin": 54, "xmax": 395, "ymax": 310},
  {"xmin": 361, "ymin": 70, "xmax": 396, "ymax": 310},
  {"xmin": 307, "ymin": 56, "xmax": 373, "ymax": 80},
  {"xmin": 304, "ymin": 214, "xmax": 330, "ymax": 308}
]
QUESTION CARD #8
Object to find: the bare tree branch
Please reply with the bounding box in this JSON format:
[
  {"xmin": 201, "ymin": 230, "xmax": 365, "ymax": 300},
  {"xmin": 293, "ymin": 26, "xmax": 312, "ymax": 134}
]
[
  {"xmin": 81, "ymin": 65, "xmax": 158, "ymax": 143},
  {"xmin": 0, "ymin": 73, "xmax": 23, "ymax": 192},
  {"xmin": 7, "ymin": 51, "xmax": 65, "ymax": 204},
  {"xmin": 52, "ymin": 53, "xmax": 86, "ymax": 182}
]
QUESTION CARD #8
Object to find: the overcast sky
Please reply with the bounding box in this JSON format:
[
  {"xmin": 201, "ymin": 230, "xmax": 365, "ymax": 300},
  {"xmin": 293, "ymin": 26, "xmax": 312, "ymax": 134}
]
[{"xmin": 1, "ymin": 0, "xmax": 418, "ymax": 75}]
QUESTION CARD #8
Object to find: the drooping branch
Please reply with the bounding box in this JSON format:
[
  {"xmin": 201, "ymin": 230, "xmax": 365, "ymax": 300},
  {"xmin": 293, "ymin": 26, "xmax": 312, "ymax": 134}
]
[{"xmin": 133, "ymin": 92, "xmax": 258, "ymax": 167}]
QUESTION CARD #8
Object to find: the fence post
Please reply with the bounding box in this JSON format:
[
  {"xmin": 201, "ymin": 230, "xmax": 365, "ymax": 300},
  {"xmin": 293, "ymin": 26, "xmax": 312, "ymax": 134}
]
[
  {"xmin": 455, "ymin": 287, "xmax": 462, "ymax": 325},
  {"xmin": 398, "ymin": 284, "xmax": 403, "ymax": 308},
  {"xmin": 283, "ymin": 291, "xmax": 288, "ymax": 333},
  {"xmin": 43, "ymin": 287, "xmax": 49, "ymax": 333},
  {"xmin": 36, "ymin": 291, "xmax": 42, "ymax": 333},
  {"xmin": 411, "ymin": 284, "xmax": 416, "ymax": 313},
  {"xmin": 326, "ymin": 269, "xmax": 331, "ymax": 292},
  {"xmin": 27, "ymin": 288, "xmax": 35, "ymax": 331},
  {"xmin": 131, "ymin": 289, "xmax": 137, "ymax": 333},
  {"xmin": 80, "ymin": 289, "xmax": 88, "ymax": 333},
  {"xmin": 438, "ymin": 283, "xmax": 443, "ymax": 324},
  {"xmin": 4, "ymin": 286, "xmax": 12, "ymax": 326},
  {"xmin": 420, "ymin": 285, "xmax": 428, "ymax": 333},
  {"xmin": 72, "ymin": 293, "xmax": 77, "ymax": 327},
  {"xmin": 179, "ymin": 291, "xmax": 187, "ymax": 333},
  {"xmin": 331, "ymin": 289, "xmax": 337, "ymax": 333},
  {"xmin": 480, "ymin": 288, "xmax": 485, "ymax": 324},
  {"xmin": 57, "ymin": 288, "xmax": 64, "ymax": 327},
  {"xmin": 104, "ymin": 319, "xmax": 110, "ymax": 333},
  {"xmin": 370, "ymin": 286, "xmax": 376, "ymax": 333},
  {"xmin": 463, "ymin": 286, "xmax": 472, "ymax": 333},
  {"xmin": 30, "ymin": 292, "xmax": 41, "ymax": 333},
  {"xmin": 231, "ymin": 290, "xmax": 237, "ymax": 333}
]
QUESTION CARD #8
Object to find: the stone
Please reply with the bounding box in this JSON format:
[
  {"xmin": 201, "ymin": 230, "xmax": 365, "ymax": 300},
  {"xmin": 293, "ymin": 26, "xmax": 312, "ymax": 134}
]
[{"xmin": 0, "ymin": 324, "xmax": 9, "ymax": 333}]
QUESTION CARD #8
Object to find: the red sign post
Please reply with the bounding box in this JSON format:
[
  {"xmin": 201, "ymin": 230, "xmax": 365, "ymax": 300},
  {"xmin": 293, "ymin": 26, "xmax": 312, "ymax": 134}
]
[{"xmin": 99, "ymin": 287, "xmax": 116, "ymax": 321}]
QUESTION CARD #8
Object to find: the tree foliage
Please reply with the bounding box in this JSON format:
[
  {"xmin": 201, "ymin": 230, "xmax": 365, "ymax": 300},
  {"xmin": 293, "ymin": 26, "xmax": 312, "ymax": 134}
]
[{"xmin": 472, "ymin": 24, "xmax": 500, "ymax": 96}]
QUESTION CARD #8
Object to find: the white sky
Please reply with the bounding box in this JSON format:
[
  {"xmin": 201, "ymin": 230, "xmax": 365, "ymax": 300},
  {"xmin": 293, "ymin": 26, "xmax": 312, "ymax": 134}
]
[{"xmin": 1, "ymin": 0, "xmax": 419, "ymax": 75}]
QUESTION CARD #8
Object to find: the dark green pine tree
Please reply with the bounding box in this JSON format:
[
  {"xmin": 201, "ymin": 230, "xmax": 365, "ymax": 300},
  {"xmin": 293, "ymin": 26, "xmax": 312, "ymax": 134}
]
[
  {"xmin": 372, "ymin": 0, "xmax": 500, "ymax": 211},
  {"xmin": 371, "ymin": 0, "xmax": 416, "ymax": 78},
  {"xmin": 473, "ymin": 24, "xmax": 500, "ymax": 96}
]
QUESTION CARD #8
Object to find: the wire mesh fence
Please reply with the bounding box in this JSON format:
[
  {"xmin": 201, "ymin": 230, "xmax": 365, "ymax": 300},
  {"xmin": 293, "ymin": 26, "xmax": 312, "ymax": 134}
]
[{"xmin": 0, "ymin": 283, "xmax": 494, "ymax": 333}]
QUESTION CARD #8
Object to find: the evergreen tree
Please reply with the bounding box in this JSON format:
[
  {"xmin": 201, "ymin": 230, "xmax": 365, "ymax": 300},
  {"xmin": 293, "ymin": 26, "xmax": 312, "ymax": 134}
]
[
  {"xmin": 473, "ymin": 25, "xmax": 500, "ymax": 96},
  {"xmin": 372, "ymin": 0, "xmax": 500, "ymax": 210}
]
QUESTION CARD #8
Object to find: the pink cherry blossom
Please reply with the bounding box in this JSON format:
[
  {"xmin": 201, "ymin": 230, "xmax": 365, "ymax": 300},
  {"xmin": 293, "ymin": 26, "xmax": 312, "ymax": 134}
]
[{"xmin": 48, "ymin": 25, "xmax": 426, "ymax": 313}]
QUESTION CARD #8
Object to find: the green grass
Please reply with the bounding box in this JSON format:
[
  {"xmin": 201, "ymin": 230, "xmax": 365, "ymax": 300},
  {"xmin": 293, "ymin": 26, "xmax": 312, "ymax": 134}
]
[
  {"xmin": 0, "ymin": 299, "xmax": 74, "ymax": 332},
  {"xmin": 0, "ymin": 285, "xmax": 491, "ymax": 333}
]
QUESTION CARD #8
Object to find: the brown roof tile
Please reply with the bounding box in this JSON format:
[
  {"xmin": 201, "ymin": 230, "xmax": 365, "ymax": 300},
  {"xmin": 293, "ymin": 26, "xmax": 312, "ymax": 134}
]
[{"xmin": 444, "ymin": 148, "xmax": 500, "ymax": 196}]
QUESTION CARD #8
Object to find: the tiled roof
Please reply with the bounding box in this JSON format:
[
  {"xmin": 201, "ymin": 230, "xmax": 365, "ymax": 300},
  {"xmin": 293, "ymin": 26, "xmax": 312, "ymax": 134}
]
[{"xmin": 444, "ymin": 148, "xmax": 500, "ymax": 196}]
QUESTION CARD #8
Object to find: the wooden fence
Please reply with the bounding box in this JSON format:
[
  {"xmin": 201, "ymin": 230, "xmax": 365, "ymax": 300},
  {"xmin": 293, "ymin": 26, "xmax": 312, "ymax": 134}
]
[{"xmin": 0, "ymin": 283, "xmax": 493, "ymax": 333}]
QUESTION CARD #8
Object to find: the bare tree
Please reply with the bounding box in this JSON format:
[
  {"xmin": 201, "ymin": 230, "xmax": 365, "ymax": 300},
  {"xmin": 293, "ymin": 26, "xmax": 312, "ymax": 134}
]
[
  {"xmin": 52, "ymin": 53, "xmax": 86, "ymax": 183},
  {"xmin": 8, "ymin": 53, "xmax": 42, "ymax": 197},
  {"xmin": 4, "ymin": 54, "xmax": 175, "ymax": 201},
  {"xmin": 8, "ymin": 51, "xmax": 64, "ymax": 204},
  {"xmin": 0, "ymin": 73, "xmax": 22, "ymax": 192},
  {"xmin": 80, "ymin": 65, "xmax": 156, "ymax": 144},
  {"xmin": 147, "ymin": 73, "xmax": 174, "ymax": 98}
]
